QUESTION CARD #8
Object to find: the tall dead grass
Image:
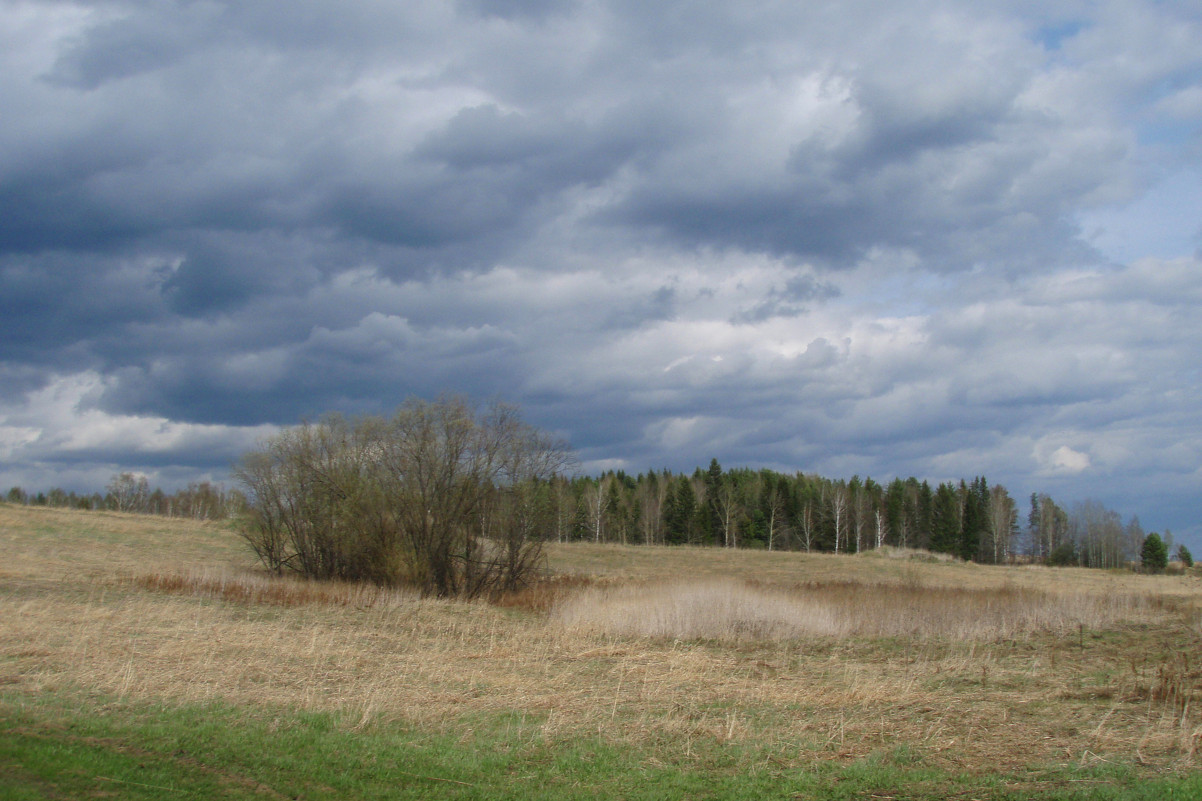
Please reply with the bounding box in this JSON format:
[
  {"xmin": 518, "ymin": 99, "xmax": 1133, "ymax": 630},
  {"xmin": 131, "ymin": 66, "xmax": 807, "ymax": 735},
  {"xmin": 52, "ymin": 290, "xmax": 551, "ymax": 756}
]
[
  {"xmin": 129, "ymin": 568, "xmax": 420, "ymax": 610},
  {"xmin": 552, "ymin": 577, "xmax": 1156, "ymax": 641}
]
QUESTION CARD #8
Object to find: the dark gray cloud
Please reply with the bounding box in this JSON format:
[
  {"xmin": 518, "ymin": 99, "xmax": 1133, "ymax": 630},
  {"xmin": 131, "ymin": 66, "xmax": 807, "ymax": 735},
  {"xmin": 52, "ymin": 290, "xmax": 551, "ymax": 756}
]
[{"xmin": 1, "ymin": 0, "xmax": 1201, "ymax": 549}]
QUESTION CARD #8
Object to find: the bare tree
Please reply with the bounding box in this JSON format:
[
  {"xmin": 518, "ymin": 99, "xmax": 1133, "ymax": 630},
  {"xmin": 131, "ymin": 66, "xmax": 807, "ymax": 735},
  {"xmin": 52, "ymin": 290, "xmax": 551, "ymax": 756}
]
[
  {"xmin": 988, "ymin": 485, "xmax": 1017, "ymax": 564},
  {"xmin": 763, "ymin": 475, "xmax": 786, "ymax": 551},
  {"xmin": 795, "ymin": 498, "xmax": 815, "ymax": 553},
  {"xmin": 637, "ymin": 473, "xmax": 667, "ymax": 545},
  {"xmin": 829, "ymin": 482, "xmax": 848, "ymax": 554},
  {"xmin": 715, "ymin": 479, "xmax": 742, "ymax": 548},
  {"xmin": 851, "ymin": 480, "xmax": 869, "ymax": 554},
  {"xmin": 107, "ymin": 472, "xmax": 149, "ymax": 513},
  {"xmin": 582, "ymin": 476, "xmax": 611, "ymax": 543},
  {"xmin": 550, "ymin": 476, "xmax": 574, "ymax": 544}
]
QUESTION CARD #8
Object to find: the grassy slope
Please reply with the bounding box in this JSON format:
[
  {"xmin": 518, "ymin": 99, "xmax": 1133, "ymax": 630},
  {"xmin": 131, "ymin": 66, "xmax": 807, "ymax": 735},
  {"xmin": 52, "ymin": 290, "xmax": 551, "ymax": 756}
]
[{"xmin": 2, "ymin": 503, "xmax": 1201, "ymax": 800}]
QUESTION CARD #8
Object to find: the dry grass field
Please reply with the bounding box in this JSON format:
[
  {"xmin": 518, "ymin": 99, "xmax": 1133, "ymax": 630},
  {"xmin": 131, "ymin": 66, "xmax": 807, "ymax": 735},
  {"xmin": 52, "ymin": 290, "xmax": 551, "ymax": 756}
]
[{"xmin": 3, "ymin": 503, "xmax": 1201, "ymax": 798}]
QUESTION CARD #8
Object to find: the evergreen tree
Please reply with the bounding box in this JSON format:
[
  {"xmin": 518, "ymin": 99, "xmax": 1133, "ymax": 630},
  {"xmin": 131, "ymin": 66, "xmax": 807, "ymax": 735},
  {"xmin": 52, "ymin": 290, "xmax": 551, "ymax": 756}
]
[
  {"xmin": 885, "ymin": 479, "xmax": 908, "ymax": 547},
  {"xmin": 959, "ymin": 477, "xmax": 989, "ymax": 561},
  {"xmin": 605, "ymin": 478, "xmax": 624, "ymax": 542},
  {"xmin": 915, "ymin": 480, "xmax": 933, "ymax": 549},
  {"xmin": 1047, "ymin": 540, "xmax": 1077, "ymax": 566},
  {"xmin": 931, "ymin": 483, "xmax": 960, "ymax": 555},
  {"xmin": 702, "ymin": 458, "xmax": 724, "ymax": 545},
  {"xmin": 571, "ymin": 484, "xmax": 590, "ymax": 540},
  {"xmin": 663, "ymin": 475, "xmax": 695, "ymax": 544},
  {"xmin": 1141, "ymin": 532, "xmax": 1168, "ymax": 573}
]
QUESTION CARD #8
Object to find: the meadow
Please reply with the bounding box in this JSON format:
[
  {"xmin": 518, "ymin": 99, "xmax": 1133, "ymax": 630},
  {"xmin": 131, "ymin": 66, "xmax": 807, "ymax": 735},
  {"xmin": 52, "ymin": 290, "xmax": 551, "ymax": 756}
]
[{"xmin": 2, "ymin": 503, "xmax": 1201, "ymax": 799}]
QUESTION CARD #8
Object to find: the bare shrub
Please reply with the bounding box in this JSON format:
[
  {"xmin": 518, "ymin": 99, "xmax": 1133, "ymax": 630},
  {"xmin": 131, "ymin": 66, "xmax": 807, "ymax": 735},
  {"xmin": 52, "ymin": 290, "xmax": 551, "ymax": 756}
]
[
  {"xmin": 235, "ymin": 414, "xmax": 394, "ymax": 583},
  {"xmin": 553, "ymin": 577, "xmax": 1154, "ymax": 641},
  {"xmin": 235, "ymin": 398, "xmax": 573, "ymax": 598}
]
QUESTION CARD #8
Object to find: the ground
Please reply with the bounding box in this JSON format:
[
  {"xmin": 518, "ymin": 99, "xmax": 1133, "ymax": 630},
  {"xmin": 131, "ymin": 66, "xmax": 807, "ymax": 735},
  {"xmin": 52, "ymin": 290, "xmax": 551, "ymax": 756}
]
[{"xmin": 2, "ymin": 503, "xmax": 1200, "ymax": 799}]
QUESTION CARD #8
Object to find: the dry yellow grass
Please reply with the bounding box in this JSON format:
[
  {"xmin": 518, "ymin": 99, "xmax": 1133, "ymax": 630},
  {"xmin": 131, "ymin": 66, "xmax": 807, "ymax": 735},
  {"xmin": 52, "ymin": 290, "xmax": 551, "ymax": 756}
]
[
  {"xmin": 0, "ymin": 503, "xmax": 251, "ymax": 579},
  {"xmin": 551, "ymin": 577, "xmax": 1159, "ymax": 641},
  {"xmin": 2, "ymin": 502, "xmax": 1201, "ymax": 777}
]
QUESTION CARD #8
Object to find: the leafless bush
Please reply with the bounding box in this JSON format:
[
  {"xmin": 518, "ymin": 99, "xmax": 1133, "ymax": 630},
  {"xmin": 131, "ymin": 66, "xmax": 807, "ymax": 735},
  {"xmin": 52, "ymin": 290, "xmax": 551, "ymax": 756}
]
[{"xmin": 235, "ymin": 397, "xmax": 573, "ymax": 598}]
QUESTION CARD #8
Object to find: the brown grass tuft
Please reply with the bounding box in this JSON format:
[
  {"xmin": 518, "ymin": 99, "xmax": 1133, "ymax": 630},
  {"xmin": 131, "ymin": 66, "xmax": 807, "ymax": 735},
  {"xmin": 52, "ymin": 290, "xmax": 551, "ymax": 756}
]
[
  {"xmin": 129, "ymin": 568, "xmax": 419, "ymax": 610},
  {"xmin": 492, "ymin": 574, "xmax": 601, "ymax": 612}
]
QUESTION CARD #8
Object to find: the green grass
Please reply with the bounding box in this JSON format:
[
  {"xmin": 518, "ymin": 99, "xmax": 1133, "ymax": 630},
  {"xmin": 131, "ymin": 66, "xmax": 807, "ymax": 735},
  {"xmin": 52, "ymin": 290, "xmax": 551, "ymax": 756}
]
[{"xmin": 4, "ymin": 689, "xmax": 1202, "ymax": 800}]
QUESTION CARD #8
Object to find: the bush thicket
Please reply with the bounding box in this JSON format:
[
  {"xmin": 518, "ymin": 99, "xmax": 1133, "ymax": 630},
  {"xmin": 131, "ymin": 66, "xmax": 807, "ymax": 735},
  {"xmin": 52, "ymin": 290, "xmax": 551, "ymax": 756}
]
[{"xmin": 234, "ymin": 397, "xmax": 573, "ymax": 598}]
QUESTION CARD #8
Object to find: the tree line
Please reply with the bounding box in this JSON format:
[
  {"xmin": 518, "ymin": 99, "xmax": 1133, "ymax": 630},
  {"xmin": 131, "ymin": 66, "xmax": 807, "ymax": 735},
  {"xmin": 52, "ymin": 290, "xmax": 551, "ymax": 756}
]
[
  {"xmin": 551, "ymin": 464, "xmax": 1021, "ymax": 558},
  {"xmin": 5, "ymin": 475, "xmax": 245, "ymax": 520},
  {"xmin": 535, "ymin": 461, "xmax": 1182, "ymax": 569},
  {"xmin": 4, "ymin": 399, "xmax": 1188, "ymax": 582}
]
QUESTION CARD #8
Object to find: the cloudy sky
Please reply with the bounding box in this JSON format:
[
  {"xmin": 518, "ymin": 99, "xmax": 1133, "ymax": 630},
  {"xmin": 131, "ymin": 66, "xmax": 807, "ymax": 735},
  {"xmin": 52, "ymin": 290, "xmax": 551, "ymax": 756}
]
[{"xmin": 1, "ymin": 0, "xmax": 1200, "ymax": 547}]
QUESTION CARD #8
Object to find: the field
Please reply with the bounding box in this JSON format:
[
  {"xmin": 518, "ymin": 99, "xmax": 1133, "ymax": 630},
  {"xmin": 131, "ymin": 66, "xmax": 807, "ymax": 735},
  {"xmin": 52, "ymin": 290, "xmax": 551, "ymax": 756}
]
[{"xmin": 2, "ymin": 504, "xmax": 1201, "ymax": 799}]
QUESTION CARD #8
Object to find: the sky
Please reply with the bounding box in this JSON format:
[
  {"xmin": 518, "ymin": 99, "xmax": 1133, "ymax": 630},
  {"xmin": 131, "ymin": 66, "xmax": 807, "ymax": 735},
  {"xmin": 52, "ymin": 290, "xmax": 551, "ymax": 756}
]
[{"xmin": 1, "ymin": 0, "xmax": 1200, "ymax": 550}]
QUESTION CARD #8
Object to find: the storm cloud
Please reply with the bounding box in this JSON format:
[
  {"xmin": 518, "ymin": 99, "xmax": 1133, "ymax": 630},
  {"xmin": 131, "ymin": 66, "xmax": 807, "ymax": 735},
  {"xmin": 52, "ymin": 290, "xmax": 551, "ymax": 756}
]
[{"xmin": 1, "ymin": 0, "xmax": 1200, "ymax": 547}]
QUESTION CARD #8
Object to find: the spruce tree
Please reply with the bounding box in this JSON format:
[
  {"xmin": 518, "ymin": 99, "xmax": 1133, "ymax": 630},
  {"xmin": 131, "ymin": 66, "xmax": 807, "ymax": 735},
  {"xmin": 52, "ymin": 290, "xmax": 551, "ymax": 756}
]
[
  {"xmin": 1141, "ymin": 532, "xmax": 1168, "ymax": 573},
  {"xmin": 931, "ymin": 483, "xmax": 960, "ymax": 555},
  {"xmin": 663, "ymin": 475, "xmax": 695, "ymax": 544}
]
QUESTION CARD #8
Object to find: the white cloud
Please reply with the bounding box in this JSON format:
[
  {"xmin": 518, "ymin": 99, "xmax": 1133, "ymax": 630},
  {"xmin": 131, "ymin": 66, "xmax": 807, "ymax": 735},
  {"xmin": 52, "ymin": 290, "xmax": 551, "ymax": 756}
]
[
  {"xmin": 0, "ymin": 372, "xmax": 278, "ymax": 489},
  {"xmin": 0, "ymin": 423, "xmax": 39, "ymax": 460},
  {"xmin": 1044, "ymin": 444, "xmax": 1093, "ymax": 474}
]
